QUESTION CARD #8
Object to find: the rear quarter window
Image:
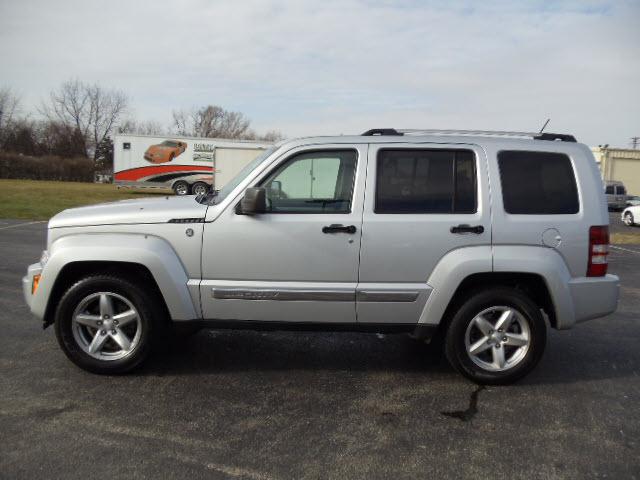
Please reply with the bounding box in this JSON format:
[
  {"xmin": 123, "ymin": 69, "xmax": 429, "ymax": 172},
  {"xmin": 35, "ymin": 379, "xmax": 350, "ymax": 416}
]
[{"xmin": 498, "ymin": 151, "xmax": 579, "ymax": 214}]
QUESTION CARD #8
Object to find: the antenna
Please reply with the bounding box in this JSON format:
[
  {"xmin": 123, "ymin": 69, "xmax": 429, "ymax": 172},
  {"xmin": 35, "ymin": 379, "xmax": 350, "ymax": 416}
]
[{"xmin": 539, "ymin": 118, "xmax": 550, "ymax": 134}]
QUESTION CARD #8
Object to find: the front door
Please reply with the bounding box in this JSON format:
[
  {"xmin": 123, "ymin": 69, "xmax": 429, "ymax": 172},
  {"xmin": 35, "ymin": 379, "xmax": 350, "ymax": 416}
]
[{"xmin": 200, "ymin": 144, "xmax": 367, "ymax": 324}]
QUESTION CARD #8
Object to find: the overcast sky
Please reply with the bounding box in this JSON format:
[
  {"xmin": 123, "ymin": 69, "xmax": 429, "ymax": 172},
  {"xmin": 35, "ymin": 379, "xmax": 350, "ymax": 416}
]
[{"xmin": 1, "ymin": 0, "xmax": 638, "ymax": 146}]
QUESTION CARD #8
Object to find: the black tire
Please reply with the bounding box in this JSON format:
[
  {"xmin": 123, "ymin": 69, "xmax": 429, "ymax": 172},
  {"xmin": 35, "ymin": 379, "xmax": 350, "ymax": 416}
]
[
  {"xmin": 444, "ymin": 287, "xmax": 546, "ymax": 385},
  {"xmin": 624, "ymin": 212, "xmax": 634, "ymax": 227},
  {"xmin": 54, "ymin": 275, "xmax": 166, "ymax": 374},
  {"xmin": 172, "ymin": 180, "xmax": 190, "ymax": 196},
  {"xmin": 191, "ymin": 182, "xmax": 209, "ymax": 196}
]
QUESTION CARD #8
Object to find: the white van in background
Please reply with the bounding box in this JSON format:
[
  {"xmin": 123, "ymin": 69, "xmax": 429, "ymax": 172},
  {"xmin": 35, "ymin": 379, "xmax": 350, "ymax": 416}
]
[{"xmin": 113, "ymin": 134, "xmax": 272, "ymax": 196}]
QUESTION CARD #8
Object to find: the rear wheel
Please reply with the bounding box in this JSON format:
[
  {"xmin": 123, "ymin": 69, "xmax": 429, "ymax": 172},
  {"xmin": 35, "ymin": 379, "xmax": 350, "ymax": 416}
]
[
  {"xmin": 173, "ymin": 180, "xmax": 190, "ymax": 196},
  {"xmin": 624, "ymin": 211, "xmax": 634, "ymax": 226},
  {"xmin": 191, "ymin": 182, "xmax": 209, "ymax": 196},
  {"xmin": 54, "ymin": 275, "xmax": 164, "ymax": 374},
  {"xmin": 444, "ymin": 287, "xmax": 546, "ymax": 385}
]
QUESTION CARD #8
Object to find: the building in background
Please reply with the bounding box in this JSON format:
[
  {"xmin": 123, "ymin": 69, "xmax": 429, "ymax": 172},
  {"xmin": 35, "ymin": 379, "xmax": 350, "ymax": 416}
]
[{"xmin": 592, "ymin": 146, "xmax": 640, "ymax": 195}]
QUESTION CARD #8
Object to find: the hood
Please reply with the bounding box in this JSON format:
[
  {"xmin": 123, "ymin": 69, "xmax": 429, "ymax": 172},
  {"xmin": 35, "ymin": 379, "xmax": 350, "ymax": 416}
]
[{"xmin": 49, "ymin": 195, "xmax": 208, "ymax": 228}]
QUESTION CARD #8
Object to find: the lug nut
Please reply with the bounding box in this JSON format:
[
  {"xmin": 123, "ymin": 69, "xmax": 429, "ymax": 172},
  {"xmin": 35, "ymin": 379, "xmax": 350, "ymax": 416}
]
[
  {"xmin": 103, "ymin": 315, "xmax": 110, "ymax": 319},
  {"xmin": 498, "ymin": 329, "xmax": 503, "ymax": 333},
  {"xmin": 502, "ymin": 336, "xmax": 508, "ymax": 342},
  {"xmin": 100, "ymin": 330, "xmax": 107, "ymax": 335},
  {"xmin": 97, "ymin": 320, "xmax": 102, "ymax": 326},
  {"xmin": 495, "ymin": 344, "xmax": 501, "ymax": 349},
  {"xmin": 111, "ymin": 329, "xmax": 117, "ymax": 335},
  {"xmin": 113, "ymin": 320, "xmax": 119, "ymax": 326}
]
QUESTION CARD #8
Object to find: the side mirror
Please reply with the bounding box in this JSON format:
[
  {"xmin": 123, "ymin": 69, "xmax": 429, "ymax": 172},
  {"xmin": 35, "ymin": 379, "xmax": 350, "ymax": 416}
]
[{"xmin": 239, "ymin": 187, "xmax": 267, "ymax": 215}]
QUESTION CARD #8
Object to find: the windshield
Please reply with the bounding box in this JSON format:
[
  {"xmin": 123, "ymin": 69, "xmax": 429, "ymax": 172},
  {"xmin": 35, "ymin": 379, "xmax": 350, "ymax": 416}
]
[
  {"xmin": 211, "ymin": 147, "xmax": 276, "ymax": 203},
  {"xmin": 161, "ymin": 140, "xmax": 179, "ymax": 147}
]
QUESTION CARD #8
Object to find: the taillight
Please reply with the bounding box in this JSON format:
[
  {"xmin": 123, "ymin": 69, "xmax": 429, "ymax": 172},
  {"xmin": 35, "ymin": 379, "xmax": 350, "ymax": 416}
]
[{"xmin": 587, "ymin": 226, "xmax": 609, "ymax": 277}]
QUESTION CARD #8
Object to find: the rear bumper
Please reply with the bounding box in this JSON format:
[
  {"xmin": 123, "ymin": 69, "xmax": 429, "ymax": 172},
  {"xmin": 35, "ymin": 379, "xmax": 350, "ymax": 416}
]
[{"xmin": 568, "ymin": 274, "xmax": 620, "ymax": 324}]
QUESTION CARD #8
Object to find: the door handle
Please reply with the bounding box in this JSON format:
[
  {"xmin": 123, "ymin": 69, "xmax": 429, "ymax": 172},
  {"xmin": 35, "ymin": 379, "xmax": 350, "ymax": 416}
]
[
  {"xmin": 450, "ymin": 224, "xmax": 484, "ymax": 234},
  {"xmin": 322, "ymin": 224, "xmax": 357, "ymax": 234}
]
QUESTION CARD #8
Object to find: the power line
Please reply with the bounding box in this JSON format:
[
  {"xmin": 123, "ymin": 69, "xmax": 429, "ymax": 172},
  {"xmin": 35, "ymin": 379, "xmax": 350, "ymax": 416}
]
[{"xmin": 632, "ymin": 136, "xmax": 640, "ymax": 149}]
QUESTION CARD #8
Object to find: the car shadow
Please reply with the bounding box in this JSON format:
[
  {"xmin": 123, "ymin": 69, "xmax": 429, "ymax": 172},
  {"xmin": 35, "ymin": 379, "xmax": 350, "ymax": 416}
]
[{"xmin": 135, "ymin": 320, "xmax": 640, "ymax": 387}]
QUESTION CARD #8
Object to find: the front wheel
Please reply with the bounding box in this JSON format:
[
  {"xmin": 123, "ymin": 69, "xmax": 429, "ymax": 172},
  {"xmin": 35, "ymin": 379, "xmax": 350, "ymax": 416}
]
[
  {"xmin": 54, "ymin": 275, "xmax": 164, "ymax": 374},
  {"xmin": 624, "ymin": 211, "xmax": 634, "ymax": 226},
  {"xmin": 444, "ymin": 288, "xmax": 546, "ymax": 385}
]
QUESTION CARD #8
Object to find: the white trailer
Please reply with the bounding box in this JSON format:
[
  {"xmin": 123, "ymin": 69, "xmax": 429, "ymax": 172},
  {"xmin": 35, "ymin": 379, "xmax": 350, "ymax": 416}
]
[{"xmin": 113, "ymin": 134, "xmax": 272, "ymax": 195}]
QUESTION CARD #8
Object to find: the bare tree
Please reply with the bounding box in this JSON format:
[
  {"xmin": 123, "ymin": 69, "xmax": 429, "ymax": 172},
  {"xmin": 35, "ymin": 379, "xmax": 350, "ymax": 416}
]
[
  {"xmin": 172, "ymin": 105, "xmax": 252, "ymax": 139},
  {"xmin": 118, "ymin": 118, "xmax": 166, "ymax": 136},
  {"xmin": 0, "ymin": 87, "xmax": 21, "ymax": 144},
  {"xmin": 42, "ymin": 79, "xmax": 128, "ymax": 160}
]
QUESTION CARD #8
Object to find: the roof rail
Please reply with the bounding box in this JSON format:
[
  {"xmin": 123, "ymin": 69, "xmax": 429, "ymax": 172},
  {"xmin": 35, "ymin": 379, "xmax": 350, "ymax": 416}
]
[
  {"xmin": 361, "ymin": 128, "xmax": 403, "ymax": 136},
  {"xmin": 533, "ymin": 133, "xmax": 577, "ymax": 142},
  {"xmin": 362, "ymin": 128, "xmax": 577, "ymax": 142}
]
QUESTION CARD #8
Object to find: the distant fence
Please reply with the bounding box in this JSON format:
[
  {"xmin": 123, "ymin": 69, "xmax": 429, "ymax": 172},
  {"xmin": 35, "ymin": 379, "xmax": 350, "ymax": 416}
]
[{"xmin": 0, "ymin": 152, "xmax": 94, "ymax": 182}]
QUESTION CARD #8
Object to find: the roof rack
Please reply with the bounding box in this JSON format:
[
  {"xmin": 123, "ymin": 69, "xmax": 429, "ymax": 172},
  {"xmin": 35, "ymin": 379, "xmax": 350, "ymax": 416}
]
[
  {"xmin": 361, "ymin": 128, "xmax": 403, "ymax": 136},
  {"xmin": 361, "ymin": 128, "xmax": 577, "ymax": 142}
]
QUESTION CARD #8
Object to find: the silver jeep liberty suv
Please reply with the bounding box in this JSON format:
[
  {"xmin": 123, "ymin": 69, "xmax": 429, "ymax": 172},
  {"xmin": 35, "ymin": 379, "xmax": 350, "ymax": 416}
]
[{"xmin": 23, "ymin": 128, "xmax": 619, "ymax": 384}]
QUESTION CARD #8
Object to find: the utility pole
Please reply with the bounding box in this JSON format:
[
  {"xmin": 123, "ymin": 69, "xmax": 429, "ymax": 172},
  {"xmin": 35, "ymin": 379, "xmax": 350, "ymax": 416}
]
[{"xmin": 632, "ymin": 136, "xmax": 640, "ymax": 149}]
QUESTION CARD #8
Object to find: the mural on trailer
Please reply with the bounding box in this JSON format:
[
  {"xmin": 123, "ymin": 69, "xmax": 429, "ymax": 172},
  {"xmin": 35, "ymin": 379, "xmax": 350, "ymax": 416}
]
[{"xmin": 115, "ymin": 138, "xmax": 214, "ymax": 184}]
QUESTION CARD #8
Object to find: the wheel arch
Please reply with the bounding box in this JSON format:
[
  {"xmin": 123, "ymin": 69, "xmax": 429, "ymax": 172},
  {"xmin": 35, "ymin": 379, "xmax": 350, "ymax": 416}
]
[
  {"xmin": 437, "ymin": 272, "xmax": 557, "ymax": 336},
  {"xmin": 419, "ymin": 245, "xmax": 574, "ymax": 332},
  {"xmin": 43, "ymin": 261, "xmax": 169, "ymax": 328},
  {"xmin": 36, "ymin": 233, "xmax": 199, "ymax": 327}
]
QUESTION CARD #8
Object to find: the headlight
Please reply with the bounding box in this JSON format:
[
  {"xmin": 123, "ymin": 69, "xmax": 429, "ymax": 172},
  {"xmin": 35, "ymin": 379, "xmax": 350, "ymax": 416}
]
[{"xmin": 40, "ymin": 250, "xmax": 49, "ymax": 266}]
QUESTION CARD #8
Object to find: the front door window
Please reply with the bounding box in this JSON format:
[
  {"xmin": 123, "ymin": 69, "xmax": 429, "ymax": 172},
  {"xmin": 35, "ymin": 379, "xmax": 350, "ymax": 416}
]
[{"xmin": 262, "ymin": 150, "xmax": 357, "ymax": 213}]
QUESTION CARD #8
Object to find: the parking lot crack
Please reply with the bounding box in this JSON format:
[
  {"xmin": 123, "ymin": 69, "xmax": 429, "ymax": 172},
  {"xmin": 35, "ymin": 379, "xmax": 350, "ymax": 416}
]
[{"xmin": 440, "ymin": 385, "xmax": 485, "ymax": 422}]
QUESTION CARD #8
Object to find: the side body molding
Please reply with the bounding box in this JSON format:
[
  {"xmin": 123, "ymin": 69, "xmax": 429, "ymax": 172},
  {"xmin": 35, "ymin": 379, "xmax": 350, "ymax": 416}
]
[
  {"xmin": 418, "ymin": 246, "xmax": 493, "ymax": 325},
  {"xmin": 36, "ymin": 233, "xmax": 198, "ymax": 321}
]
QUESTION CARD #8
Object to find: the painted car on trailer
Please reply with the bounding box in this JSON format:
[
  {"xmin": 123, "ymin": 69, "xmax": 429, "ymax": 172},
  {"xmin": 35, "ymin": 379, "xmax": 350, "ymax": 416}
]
[{"xmin": 143, "ymin": 140, "xmax": 187, "ymax": 164}]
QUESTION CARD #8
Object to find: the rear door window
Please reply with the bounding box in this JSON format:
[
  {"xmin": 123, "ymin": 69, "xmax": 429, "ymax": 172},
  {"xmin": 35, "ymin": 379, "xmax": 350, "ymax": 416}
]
[
  {"xmin": 375, "ymin": 149, "xmax": 476, "ymax": 214},
  {"xmin": 498, "ymin": 151, "xmax": 579, "ymax": 214}
]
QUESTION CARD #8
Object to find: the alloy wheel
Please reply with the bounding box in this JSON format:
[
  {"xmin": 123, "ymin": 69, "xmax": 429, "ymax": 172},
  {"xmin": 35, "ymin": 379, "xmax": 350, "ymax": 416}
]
[
  {"xmin": 464, "ymin": 306, "xmax": 531, "ymax": 372},
  {"xmin": 71, "ymin": 292, "xmax": 142, "ymax": 361}
]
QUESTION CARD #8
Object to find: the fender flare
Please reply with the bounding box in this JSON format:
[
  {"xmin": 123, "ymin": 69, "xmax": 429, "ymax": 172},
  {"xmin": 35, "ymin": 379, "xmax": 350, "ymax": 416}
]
[
  {"xmin": 418, "ymin": 246, "xmax": 492, "ymax": 325},
  {"xmin": 492, "ymin": 245, "xmax": 574, "ymax": 328},
  {"xmin": 418, "ymin": 245, "xmax": 573, "ymax": 328},
  {"xmin": 35, "ymin": 233, "xmax": 198, "ymax": 322}
]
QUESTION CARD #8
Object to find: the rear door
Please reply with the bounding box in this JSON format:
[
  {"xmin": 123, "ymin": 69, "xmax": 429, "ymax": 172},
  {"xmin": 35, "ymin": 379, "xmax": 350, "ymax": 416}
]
[{"xmin": 357, "ymin": 143, "xmax": 491, "ymax": 324}]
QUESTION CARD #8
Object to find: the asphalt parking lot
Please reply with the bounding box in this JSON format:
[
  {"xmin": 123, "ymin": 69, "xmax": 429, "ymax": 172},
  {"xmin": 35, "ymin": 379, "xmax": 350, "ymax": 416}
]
[{"xmin": 1, "ymin": 217, "xmax": 639, "ymax": 479}]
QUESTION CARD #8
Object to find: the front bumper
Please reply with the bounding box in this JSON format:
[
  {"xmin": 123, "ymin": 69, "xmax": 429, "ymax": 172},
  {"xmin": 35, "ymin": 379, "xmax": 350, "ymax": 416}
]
[
  {"xmin": 22, "ymin": 262, "xmax": 44, "ymax": 318},
  {"xmin": 568, "ymin": 274, "xmax": 620, "ymax": 324}
]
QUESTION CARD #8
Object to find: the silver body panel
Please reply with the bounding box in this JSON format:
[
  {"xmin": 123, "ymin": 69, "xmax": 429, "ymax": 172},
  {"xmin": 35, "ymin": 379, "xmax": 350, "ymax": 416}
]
[{"xmin": 23, "ymin": 133, "xmax": 619, "ymax": 331}]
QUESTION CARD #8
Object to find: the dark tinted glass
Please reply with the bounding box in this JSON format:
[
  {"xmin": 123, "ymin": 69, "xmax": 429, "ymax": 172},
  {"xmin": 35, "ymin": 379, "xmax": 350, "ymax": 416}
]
[
  {"xmin": 498, "ymin": 151, "xmax": 579, "ymax": 214},
  {"xmin": 375, "ymin": 149, "xmax": 476, "ymax": 214},
  {"xmin": 605, "ymin": 186, "xmax": 614, "ymax": 194},
  {"xmin": 619, "ymin": 186, "xmax": 627, "ymax": 195}
]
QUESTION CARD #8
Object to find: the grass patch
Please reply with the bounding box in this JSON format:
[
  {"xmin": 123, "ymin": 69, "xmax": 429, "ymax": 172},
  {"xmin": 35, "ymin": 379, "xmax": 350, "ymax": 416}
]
[
  {"xmin": 0, "ymin": 179, "xmax": 171, "ymax": 220},
  {"xmin": 611, "ymin": 231, "xmax": 640, "ymax": 245}
]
